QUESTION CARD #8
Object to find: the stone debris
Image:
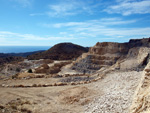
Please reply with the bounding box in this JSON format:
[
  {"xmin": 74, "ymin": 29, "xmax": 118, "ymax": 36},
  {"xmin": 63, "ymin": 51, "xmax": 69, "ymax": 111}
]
[{"xmin": 84, "ymin": 71, "xmax": 142, "ymax": 113}]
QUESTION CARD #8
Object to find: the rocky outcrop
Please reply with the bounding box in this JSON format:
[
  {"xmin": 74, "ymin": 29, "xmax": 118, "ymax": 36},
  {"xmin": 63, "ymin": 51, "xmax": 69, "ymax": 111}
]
[
  {"xmin": 71, "ymin": 42, "xmax": 129, "ymax": 73},
  {"xmin": 129, "ymin": 61, "xmax": 150, "ymax": 113},
  {"xmin": 72, "ymin": 38, "xmax": 150, "ymax": 73},
  {"xmin": 116, "ymin": 47, "xmax": 150, "ymax": 71}
]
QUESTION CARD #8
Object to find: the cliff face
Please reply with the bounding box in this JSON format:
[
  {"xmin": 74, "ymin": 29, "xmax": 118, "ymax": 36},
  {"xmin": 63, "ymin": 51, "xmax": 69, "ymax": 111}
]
[
  {"xmin": 129, "ymin": 61, "xmax": 150, "ymax": 113},
  {"xmin": 129, "ymin": 38, "xmax": 150, "ymax": 48},
  {"xmin": 72, "ymin": 42, "xmax": 128, "ymax": 73},
  {"xmin": 118, "ymin": 47, "xmax": 150, "ymax": 71},
  {"xmin": 72, "ymin": 38, "xmax": 150, "ymax": 73},
  {"xmin": 89, "ymin": 42, "xmax": 129, "ymax": 55}
]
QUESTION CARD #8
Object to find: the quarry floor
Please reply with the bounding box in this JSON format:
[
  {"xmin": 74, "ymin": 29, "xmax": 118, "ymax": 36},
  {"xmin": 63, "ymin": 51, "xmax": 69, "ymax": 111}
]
[{"xmin": 0, "ymin": 70, "xmax": 142, "ymax": 113}]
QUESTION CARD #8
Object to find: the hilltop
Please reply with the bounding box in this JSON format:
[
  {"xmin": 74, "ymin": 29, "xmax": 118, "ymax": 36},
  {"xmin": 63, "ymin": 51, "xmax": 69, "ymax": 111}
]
[{"xmin": 27, "ymin": 43, "xmax": 89, "ymax": 60}]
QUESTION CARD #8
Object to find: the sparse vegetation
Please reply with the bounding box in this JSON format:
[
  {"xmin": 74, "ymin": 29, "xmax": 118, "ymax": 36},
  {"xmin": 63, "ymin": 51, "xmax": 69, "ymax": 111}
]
[
  {"xmin": 41, "ymin": 64, "xmax": 49, "ymax": 69},
  {"xmin": 43, "ymin": 59, "xmax": 54, "ymax": 64},
  {"xmin": 11, "ymin": 74, "xmax": 18, "ymax": 79},
  {"xmin": 16, "ymin": 67, "xmax": 21, "ymax": 72},
  {"xmin": 35, "ymin": 61, "xmax": 71, "ymax": 74}
]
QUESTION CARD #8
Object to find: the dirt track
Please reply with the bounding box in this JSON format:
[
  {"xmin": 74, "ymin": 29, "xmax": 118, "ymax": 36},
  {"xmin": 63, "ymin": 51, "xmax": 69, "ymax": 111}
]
[{"xmin": 0, "ymin": 71, "xmax": 142, "ymax": 113}]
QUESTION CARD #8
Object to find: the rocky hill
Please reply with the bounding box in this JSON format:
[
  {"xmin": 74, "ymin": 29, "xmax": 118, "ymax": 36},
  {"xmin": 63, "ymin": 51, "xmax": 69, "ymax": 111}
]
[
  {"xmin": 71, "ymin": 38, "xmax": 150, "ymax": 73},
  {"xmin": 27, "ymin": 43, "xmax": 89, "ymax": 60}
]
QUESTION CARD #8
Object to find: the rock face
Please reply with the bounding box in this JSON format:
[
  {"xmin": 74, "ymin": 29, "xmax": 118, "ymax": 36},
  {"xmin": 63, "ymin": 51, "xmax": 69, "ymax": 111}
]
[
  {"xmin": 27, "ymin": 43, "xmax": 88, "ymax": 60},
  {"xmin": 72, "ymin": 38, "xmax": 150, "ymax": 73},
  {"xmin": 129, "ymin": 61, "xmax": 150, "ymax": 113},
  {"xmin": 118, "ymin": 47, "xmax": 150, "ymax": 71},
  {"xmin": 72, "ymin": 42, "xmax": 128, "ymax": 73}
]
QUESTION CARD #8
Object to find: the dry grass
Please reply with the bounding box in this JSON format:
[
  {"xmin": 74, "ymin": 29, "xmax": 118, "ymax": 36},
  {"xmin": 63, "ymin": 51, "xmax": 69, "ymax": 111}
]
[
  {"xmin": 59, "ymin": 86, "xmax": 93, "ymax": 105},
  {"xmin": 17, "ymin": 73, "xmax": 35, "ymax": 79},
  {"xmin": 3, "ymin": 98, "xmax": 32, "ymax": 113}
]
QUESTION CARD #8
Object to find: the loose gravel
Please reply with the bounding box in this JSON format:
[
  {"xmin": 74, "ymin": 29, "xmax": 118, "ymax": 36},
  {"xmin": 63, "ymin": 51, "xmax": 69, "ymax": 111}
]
[{"xmin": 85, "ymin": 71, "xmax": 142, "ymax": 113}]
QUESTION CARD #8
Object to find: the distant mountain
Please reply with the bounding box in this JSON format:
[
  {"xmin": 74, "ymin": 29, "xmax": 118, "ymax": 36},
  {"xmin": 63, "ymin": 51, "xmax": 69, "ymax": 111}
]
[
  {"xmin": 0, "ymin": 55, "xmax": 23, "ymax": 65},
  {"xmin": 27, "ymin": 43, "xmax": 89, "ymax": 60},
  {"xmin": 0, "ymin": 53, "xmax": 11, "ymax": 58},
  {"xmin": 0, "ymin": 50, "xmax": 45, "ymax": 65},
  {"xmin": 8, "ymin": 50, "xmax": 45, "ymax": 57}
]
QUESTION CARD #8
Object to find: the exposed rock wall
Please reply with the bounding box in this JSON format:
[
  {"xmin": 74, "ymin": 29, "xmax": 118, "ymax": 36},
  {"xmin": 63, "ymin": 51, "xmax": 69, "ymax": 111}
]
[
  {"xmin": 118, "ymin": 47, "xmax": 150, "ymax": 71},
  {"xmin": 72, "ymin": 42, "xmax": 129, "ymax": 73},
  {"xmin": 129, "ymin": 61, "xmax": 150, "ymax": 113},
  {"xmin": 71, "ymin": 38, "xmax": 150, "ymax": 74}
]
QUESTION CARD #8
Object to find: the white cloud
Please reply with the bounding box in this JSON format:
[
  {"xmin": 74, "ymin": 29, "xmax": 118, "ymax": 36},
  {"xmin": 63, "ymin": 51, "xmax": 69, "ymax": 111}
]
[
  {"xmin": 104, "ymin": 0, "xmax": 150, "ymax": 15},
  {"xmin": 47, "ymin": 17, "xmax": 150, "ymax": 39},
  {"xmin": 51, "ymin": 18, "xmax": 137, "ymax": 28},
  {"xmin": 53, "ymin": 22, "xmax": 85, "ymax": 28},
  {"xmin": 48, "ymin": 2, "xmax": 77, "ymax": 16},
  {"xmin": 29, "ymin": 13, "xmax": 45, "ymax": 16},
  {"xmin": 11, "ymin": 0, "xmax": 33, "ymax": 7},
  {"xmin": 46, "ymin": 0, "xmax": 101, "ymax": 17},
  {"xmin": 0, "ymin": 31, "xmax": 76, "ymax": 42}
]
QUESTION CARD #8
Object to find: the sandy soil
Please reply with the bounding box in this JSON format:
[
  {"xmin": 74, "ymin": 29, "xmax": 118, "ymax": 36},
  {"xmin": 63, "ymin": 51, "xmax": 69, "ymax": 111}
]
[
  {"xmin": 0, "ymin": 86, "xmax": 95, "ymax": 113},
  {"xmin": 0, "ymin": 71, "xmax": 142, "ymax": 113},
  {"xmin": 59, "ymin": 63, "xmax": 82, "ymax": 75},
  {"xmin": 0, "ymin": 77, "xmax": 59, "ymax": 86}
]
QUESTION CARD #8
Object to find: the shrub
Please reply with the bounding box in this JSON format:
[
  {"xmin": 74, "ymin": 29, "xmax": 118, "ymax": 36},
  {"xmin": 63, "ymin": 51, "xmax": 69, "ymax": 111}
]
[
  {"xmin": 48, "ymin": 67, "xmax": 61, "ymax": 74},
  {"xmin": 12, "ymin": 74, "xmax": 18, "ymax": 79},
  {"xmin": 16, "ymin": 67, "xmax": 21, "ymax": 72},
  {"xmin": 28, "ymin": 69, "xmax": 33, "ymax": 73},
  {"xmin": 41, "ymin": 64, "xmax": 49, "ymax": 69}
]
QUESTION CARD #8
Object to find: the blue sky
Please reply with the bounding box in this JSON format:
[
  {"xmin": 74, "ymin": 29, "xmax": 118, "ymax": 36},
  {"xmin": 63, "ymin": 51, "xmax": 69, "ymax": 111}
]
[{"xmin": 0, "ymin": 0, "xmax": 150, "ymax": 46}]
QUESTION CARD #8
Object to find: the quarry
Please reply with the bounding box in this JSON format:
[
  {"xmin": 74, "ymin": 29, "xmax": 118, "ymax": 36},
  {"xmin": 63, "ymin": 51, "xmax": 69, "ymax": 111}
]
[{"xmin": 1, "ymin": 38, "xmax": 150, "ymax": 113}]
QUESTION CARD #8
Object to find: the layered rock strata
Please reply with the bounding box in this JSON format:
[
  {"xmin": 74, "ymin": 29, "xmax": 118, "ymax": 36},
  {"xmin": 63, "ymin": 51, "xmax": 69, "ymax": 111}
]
[{"xmin": 72, "ymin": 38, "xmax": 150, "ymax": 73}]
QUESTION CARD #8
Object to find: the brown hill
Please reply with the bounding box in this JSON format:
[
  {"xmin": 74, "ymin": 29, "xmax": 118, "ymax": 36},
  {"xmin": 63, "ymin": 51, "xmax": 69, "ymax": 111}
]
[
  {"xmin": 27, "ymin": 43, "xmax": 89, "ymax": 60},
  {"xmin": 0, "ymin": 56, "xmax": 23, "ymax": 65}
]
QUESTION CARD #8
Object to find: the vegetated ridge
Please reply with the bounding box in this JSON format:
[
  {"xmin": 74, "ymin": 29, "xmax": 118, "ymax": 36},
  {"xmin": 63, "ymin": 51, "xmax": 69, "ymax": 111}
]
[
  {"xmin": 9, "ymin": 50, "xmax": 45, "ymax": 57},
  {"xmin": 0, "ymin": 50, "xmax": 45, "ymax": 65},
  {"xmin": 0, "ymin": 54, "xmax": 23, "ymax": 65},
  {"xmin": 27, "ymin": 42, "xmax": 89, "ymax": 60}
]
